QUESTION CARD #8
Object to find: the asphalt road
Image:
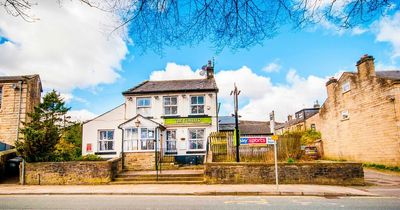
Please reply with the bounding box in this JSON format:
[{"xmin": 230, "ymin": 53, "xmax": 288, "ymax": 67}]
[{"xmin": 0, "ymin": 195, "xmax": 399, "ymax": 210}]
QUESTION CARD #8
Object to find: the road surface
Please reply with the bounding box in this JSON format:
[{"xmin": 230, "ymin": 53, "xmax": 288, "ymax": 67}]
[{"xmin": 0, "ymin": 195, "xmax": 399, "ymax": 210}]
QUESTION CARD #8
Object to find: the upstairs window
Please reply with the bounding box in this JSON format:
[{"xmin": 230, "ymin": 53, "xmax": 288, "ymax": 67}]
[
  {"xmin": 137, "ymin": 97, "xmax": 151, "ymax": 116},
  {"xmin": 0, "ymin": 86, "xmax": 2, "ymax": 109},
  {"xmin": 164, "ymin": 96, "xmax": 178, "ymax": 116},
  {"xmin": 342, "ymin": 81, "xmax": 351, "ymax": 93},
  {"xmin": 341, "ymin": 110, "xmax": 349, "ymax": 120},
  {"xmin": 190, "ymin": 96, "xmax": 205, "ymax": 114}
]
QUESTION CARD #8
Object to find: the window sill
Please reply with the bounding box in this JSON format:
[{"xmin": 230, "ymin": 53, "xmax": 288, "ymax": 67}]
[
  {"xmin": 342, "ymin": 90, "xmax": 351, "ymax": 94},
  {"xmin": 186, "ymin": 150, "xmax": 206, "ymax": 154},
  {"xmin": 187, "ymin": 114, "xmax": 209, "ymax": 118},
  {"xmin": 95, "ymin": 151, "xmax": 117, "ymax": 155},
  {"xmin": 341, "ymin": 118, "xmax": 350, "ymax": 122},
  {"xmin": 161, "ymin": 115, "xmax": 181, "ymax": 119}
]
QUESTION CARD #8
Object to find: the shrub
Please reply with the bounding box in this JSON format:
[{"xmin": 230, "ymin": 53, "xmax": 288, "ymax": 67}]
[
  {"xmin": 363, "ymin": 163, "xmax": 400, "ymax": 172},
  {"xmin": 76, "ymin": 154, "xmax": 103, "ymax": 161},
  {"xmin": 287, "ymin": 158, "xmax": 295, "ymax": 163}
]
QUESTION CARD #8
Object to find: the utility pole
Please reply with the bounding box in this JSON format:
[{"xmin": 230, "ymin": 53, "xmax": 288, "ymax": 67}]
[
  {"xmin": 231, "ymin": 83, "xmax": 241, "ymax": 162},
  {"xmin": 270, "ymin": 111, "xmax": 279, "ymax": 191}
]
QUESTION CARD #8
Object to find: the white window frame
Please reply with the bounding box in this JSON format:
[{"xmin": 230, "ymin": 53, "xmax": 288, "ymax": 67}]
[
  {"xmin": 341, "ymin": 110, "xmax": 349, "ymax": 120},
  {"xmin": 140, "ymin": 127, "xmax": 156, "ymax": 151},
  {"xmin": 342, "ymin": 81, "xmax": 351, "ymax": 93},
  {"xmin": 188, "ymin": 129, "xmax": 205, "ymax": 151},
  {"xmin": 124, "ymin": 127, "xmax": 138, "ymax": 151},
  {"xmin": 166, "ymin": 130, "xmax": 177, "ymax": 152},
  {"xmin": 163, "ymin": 96, "xmax": 178, "ymax": 116},
  {"xmin": 98, "ymin": 130, "xmax": 115, "ymax": 151},
  {"xmin": 190, "ymin": 95, "xmax": 205, "ymax": 115},
  {"xmin": 137, "ymin": 97, "xmax": 151, "ymax": 108}
]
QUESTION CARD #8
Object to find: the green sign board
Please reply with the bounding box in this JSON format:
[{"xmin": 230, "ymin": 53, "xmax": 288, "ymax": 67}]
[{"xmin": 164, "ymin": 117, "xmax": 212, "ymax": 126}]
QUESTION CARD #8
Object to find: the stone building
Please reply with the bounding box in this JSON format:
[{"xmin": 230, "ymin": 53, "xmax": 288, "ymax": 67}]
[
  {"xmin": 82, "ymin": 62, "xmax": 218, "ymax": 168},
  {"xmin": 0, "ymin": 75, "xmax": 42, "ymax": 150},
  {"xmin": 275, "ymin": 104, "xmax": 320, "ymax": 135},
  {"xmin": 319, "ymin": 55, "xmax": 400, "ymax": 166}
]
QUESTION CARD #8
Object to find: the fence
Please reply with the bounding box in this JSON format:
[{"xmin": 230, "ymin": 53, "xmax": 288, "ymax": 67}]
[{"xmin": 209, "ymin": 132, "xmax": 303, "ymax": 163}]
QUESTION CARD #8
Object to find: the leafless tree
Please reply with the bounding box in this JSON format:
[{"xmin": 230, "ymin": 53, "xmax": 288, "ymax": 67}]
[{"xmin": 2, "ymin": 0, "xmax": 396, "ymax": 53}]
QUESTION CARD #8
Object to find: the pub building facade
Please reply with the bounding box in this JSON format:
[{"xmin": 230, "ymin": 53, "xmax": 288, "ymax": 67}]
[{"xmin": 82, "ymin": 62, "xmax": 218, "ymax": 167}]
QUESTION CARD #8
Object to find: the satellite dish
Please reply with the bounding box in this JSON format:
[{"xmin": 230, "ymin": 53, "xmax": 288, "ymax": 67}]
[{"xmin": 200, "ymin": 70, "xmax": 206, "ymax": 76}]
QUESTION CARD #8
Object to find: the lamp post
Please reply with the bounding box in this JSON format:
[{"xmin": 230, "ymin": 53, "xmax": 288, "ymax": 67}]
[{"xmin": 230, "ymin": 83, "xmax": 241, "ymax": 162}]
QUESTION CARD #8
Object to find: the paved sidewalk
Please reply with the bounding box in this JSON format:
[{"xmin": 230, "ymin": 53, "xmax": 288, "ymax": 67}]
[
  {"xmin": 0, "ymin": 184, "xmax": 374, "ymax": 197},
  {"xmin": 358, "ymin": 168, "xmax": 400, "ymax": 197}
]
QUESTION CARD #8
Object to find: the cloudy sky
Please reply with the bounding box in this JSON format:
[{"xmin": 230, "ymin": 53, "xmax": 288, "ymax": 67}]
[{"xmin": 0, "ymin": 1, "xmax": 399, "ymax": 122}]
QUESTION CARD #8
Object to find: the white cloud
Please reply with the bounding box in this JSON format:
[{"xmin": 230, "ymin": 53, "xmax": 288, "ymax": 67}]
[
  {"xmin": 351, "ymin": 27, "xmax": 367, "ymax": 35},
  {"xmin": 68, "ymin": 109, "xmax": 97, "ymax": 122},
  {"xmin": 0, "ymin": 1, "xmax": 128, "ymax": 94},
  {"xmin": 150, "ymin": 62, "xmax": 203, "ymax": 80},
  {"xmin": 375, "ymin": 11, "xmax": 400, "ymax": 60},
  {"xmin": 262, "ymin": 61, "xmax": 281, "ymax": 73},
  {"xmin": 149, "ymin": 63, "xmax": 328, "ymax": 122}
]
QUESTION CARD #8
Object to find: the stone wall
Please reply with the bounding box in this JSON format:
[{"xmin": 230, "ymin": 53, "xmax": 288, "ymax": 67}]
[
  {"xmin": 205, "ymin": 162, "xmax": 364, "ymax": 185},
  {"xmin": 123, "ymin": 152, "xmax": 156, "ymax": 170},
  {"xmin": 22, "ymin": 157, "xmax": 122, "ymax": 185},
  {"xmin": 0, "ymin": 149, "xmax": 16, "ymax": 179},
  {"xmin": 320, "ymin": 56, "xmax": 400, "ymax": 166},
  {"xmin": 0, "ymin": 76, "xmax": 41, "ymax": 146}
]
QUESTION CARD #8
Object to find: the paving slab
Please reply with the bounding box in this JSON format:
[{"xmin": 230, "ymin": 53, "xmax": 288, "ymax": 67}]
[{"xmin": 0, "ymin": 184, "xmax": 375, "ymax": 197}]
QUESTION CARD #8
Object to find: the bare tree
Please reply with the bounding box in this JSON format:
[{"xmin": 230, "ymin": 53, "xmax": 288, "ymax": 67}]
[{"xmin": 2, "ymin": 0, "xmax": 396, "ymax": 53}]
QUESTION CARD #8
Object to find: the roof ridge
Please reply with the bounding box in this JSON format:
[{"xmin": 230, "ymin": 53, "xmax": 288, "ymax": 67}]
[{"xmin": 148, "ymin": 78, "xmax": 212, "ymax": 82}]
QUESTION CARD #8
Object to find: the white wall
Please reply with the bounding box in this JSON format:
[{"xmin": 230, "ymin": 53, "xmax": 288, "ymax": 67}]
[{"xmin": 82, "ymin": 104, "xmax": 126, "ymax": 158}]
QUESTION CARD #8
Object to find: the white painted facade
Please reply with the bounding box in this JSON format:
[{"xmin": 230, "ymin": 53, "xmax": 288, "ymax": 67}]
[{"xmin": 82, "ymin": 85, "xmax": 218, "ymax": 160}]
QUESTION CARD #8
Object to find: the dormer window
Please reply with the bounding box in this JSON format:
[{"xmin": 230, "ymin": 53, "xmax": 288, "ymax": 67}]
[{"xmin": 342, "ymin": 81, "xmax": 351, "ymax": 93}]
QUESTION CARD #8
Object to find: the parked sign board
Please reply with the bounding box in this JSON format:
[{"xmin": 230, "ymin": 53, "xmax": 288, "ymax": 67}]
[{"xmin": 240, "ymin": 136, "xmax": 275, "ymax": 145}]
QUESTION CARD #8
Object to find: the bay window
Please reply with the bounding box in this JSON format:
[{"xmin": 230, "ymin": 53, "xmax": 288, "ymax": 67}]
[
  {"xmin": 140, "ymin": 128, "xmax": 155, "ymax": 150},
  {"xmin": 124, "ymin": 128, "xmax": 138, "ymax": 151}
]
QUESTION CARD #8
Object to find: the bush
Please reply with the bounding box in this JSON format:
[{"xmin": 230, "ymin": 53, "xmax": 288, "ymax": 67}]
[
  {"xmin": 363, "ymin": 163, "xmax": 400, "ymax": 172},
  {"xmin": 287, "ymin": 158, "xmax": 295, "ymax": 163},
  {"xmin": 76, "ymin": 154, "xmax": 103, "ymax": 161},
  {"xmin": 300, "ymin": 130, "xmax": 321, "ymax": 145}
]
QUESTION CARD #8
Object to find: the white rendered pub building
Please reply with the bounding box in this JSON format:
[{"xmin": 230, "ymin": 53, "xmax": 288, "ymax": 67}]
[{"xmin": 82, "ymin": 62, "xmax": 218, "ymax": 166}]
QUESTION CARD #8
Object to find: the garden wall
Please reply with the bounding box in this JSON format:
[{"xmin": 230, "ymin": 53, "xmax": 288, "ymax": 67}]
[
  {"xmin": 22, "ymin": 157, "xmax": 122, "ymax": 185},
  {"xmin": 0, "ymin": 149, "xmax": 16, "ymax": 179},
  {"xmin": 205, "ymin": 162, "xmax": 364, "ymax": 185}
]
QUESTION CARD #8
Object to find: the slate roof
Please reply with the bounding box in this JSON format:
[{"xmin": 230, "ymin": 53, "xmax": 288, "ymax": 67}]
[
  {"xmin": 376, "ymin": 71, "xmax": 400, "ymax": 81},
  {"xmin": 123, "ymin": 78, "xmax": 218, "ymax": 95},
  {"xmin": 275, "ymin": 110, "xmax": 319, "ymax": 130}
]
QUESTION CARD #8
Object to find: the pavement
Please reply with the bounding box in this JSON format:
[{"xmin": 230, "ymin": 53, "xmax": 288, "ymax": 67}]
[
  {"xmin": 0, "ymin": 184, "xmax": 374, "ymax": 197},
  {"xmin": 357, "ymin": 168, "xmax": 400, "ymax": 198}
]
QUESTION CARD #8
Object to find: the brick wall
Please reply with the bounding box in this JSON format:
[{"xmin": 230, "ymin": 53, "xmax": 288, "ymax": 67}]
[
  {"xmin": 22, "ymin": 157, "xmax": 122, "ymax": 185},
  {"xmin": 320, "ymin": 58, "xmax": 400, "ymax": 166},
  {"xmin": 0, "ymin": 76, "xmax": 41, "ymax": 146},
  {"xmin": 205, "ymin": 162, "xmax": 364, "ymax": 185},
  {"xmin": 123, "ymin": 152, "xmax": 157, "ymax": 170}
]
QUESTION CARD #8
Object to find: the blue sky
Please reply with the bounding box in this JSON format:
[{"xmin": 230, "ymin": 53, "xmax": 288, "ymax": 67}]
[{"xmin": 0, "ymin": 1, "xmax": 399, "ymax": 121}]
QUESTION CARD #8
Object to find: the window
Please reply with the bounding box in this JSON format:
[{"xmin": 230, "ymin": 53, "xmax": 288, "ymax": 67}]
[
  {"xmin": 166, "ymin": 130, "xmax": 177, "ymax": 152},
  {"xmin": 164, "ymin": 96, "xmax": 178, "ymax": 116},
  {"xmin": 124, "ymin": 128, "xmax": 138, "ymax": 151},
  {"xmin": 310, "ymin": 124, "xmax": 316, "ymax": 130},
  {"xmin": 98, "ymin": 130, "xmax": 114, "ymax": 151},
  {"xmin": 137, "ymin": 97, "xmax": 151, "ymax": 116},
  {"xmin": 140, "ymin": 128, "xmax": 155, "ymax": 150},
  {"xmin": 190, "ymin": 96, "xmax": 205, "ymax": 114},
  {"xmin": 0, "ymin": 86, "xmax": 2, "ymax": 109},
  {"xmin": 341, "ymin": 110, "xmax": 349, "ymax": 120},
  {"xmin": 342, "ymin": 81, "xmax": 350, "ymax": 93},
  {"xmin": 188, "ymin": 129, "xmax": 205, "ymax": 150}
]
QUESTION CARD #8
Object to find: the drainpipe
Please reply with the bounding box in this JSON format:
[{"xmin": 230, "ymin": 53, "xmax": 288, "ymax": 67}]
[
  {"xmin": 16, "ymin": 81, "xmax": 23, "ymax": 143},
  {"xmin": 118, "ymin": 127, "xmax": 125, "ymax": 171}
]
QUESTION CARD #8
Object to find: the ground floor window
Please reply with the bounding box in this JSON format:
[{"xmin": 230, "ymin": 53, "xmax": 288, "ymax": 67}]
[
  {"xmin": 140, "ymin": 128, "xmax": 155, "ymax": 150},
  {"xmin": 98, "ymin": 130, "xmax": 114, "ymax": 151},
  {"xmin": 166, "ymin": 130, "xmax": 177, "ymax": 152},
  {"xmin": 188, "ymin": 129, "xmax": 205, "ymax": 150},
  {"xmin": 124, "ymin": 128, "xmax": 138, "ymax": 151}
]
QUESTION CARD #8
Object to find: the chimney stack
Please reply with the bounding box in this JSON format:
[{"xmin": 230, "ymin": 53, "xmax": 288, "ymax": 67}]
[
  {"xmin": 356, "ymin": 54, "xmax": 375, "ymax": 80},
  {"xmin": 206, "ymin": 60, "xmax": 214, "ymax": 79},
  {"xmin": 326, "ymin": 77, "xmax": 338, "ymax": 99},
  {"xmin": 313, "ymin": 100, "xmax": 320, "ymax": 109},
  {"xmin": 288, "ymin": 115, "xmax": 293, "ymax": 121}
]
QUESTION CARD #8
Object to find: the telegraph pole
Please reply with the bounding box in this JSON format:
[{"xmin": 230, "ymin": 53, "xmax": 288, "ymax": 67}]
[{"xmin": 231, "ymin": 83, "xmax": 241, "ymax": 162}]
